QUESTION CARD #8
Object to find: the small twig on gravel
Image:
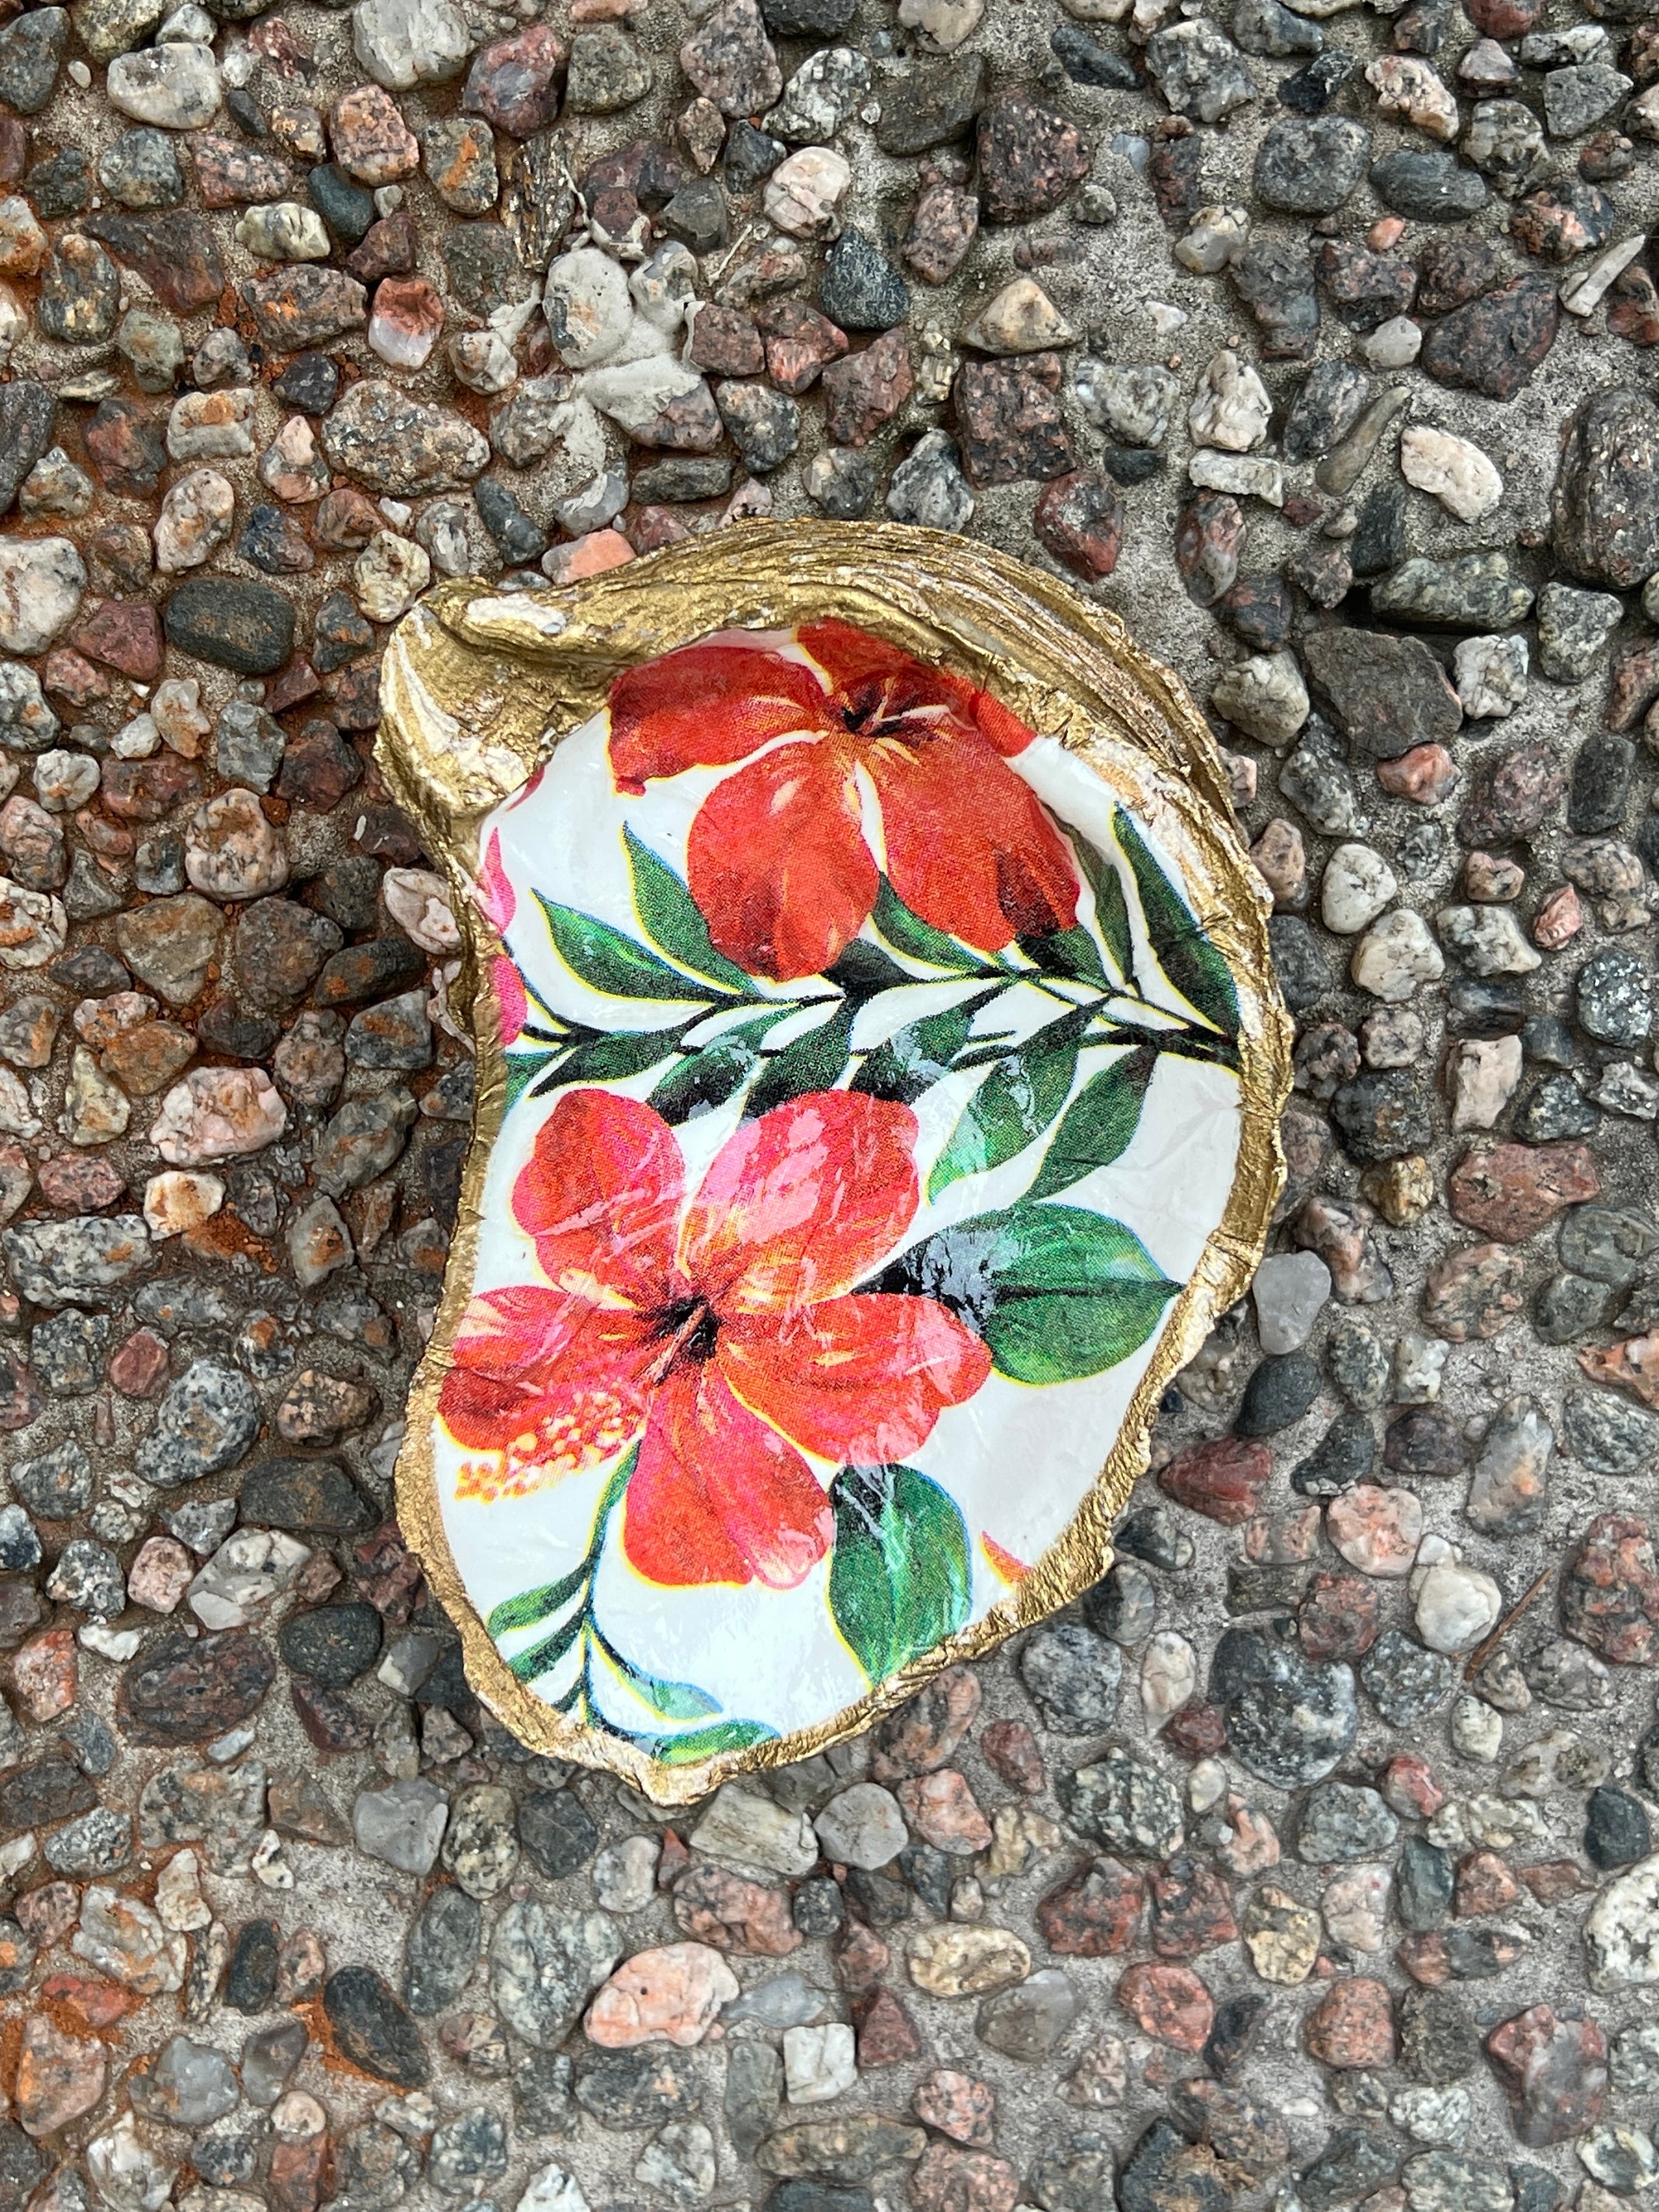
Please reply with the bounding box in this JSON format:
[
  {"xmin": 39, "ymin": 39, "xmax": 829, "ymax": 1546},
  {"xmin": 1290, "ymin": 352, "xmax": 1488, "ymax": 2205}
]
[{"xmin": 1464, "ymin": 1563, "xmax": 1554, "ymax": 1681}]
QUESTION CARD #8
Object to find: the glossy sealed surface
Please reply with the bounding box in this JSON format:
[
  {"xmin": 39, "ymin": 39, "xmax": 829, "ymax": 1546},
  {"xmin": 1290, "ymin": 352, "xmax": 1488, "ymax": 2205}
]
[{"xmin": 378, "ymin": 526, "xmax": 1290, "ymax": 1801}]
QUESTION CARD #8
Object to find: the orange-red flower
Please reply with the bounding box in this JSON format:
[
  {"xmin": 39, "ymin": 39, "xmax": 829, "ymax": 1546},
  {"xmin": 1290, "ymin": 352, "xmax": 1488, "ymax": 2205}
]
[
  {"xmin": 607, "ymin": 619, "xmax": 1080, "ymax": 981},
  {"xmin": 441, "ymin": 1087, "xmax": 990, "ymax": 1588}
]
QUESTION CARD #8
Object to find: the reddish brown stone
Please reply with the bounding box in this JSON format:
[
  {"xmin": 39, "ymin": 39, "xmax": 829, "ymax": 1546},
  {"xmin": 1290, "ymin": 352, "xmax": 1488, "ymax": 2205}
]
[
  {"xmin": 1304, "ymin": 1977, "xmax": 1394, "ymax": 2068},
  {"xmin": 872, "ymin": 1666, "xmax": 980, "ymax": 1778},
  {"xmin": 84, "ymin": 398, "xmax": 167, "ymax": 494},
  {"xmin": 118, "ymin": 1630, "xmax": 276, "ymax": 1745},
  {"xmin": 100, "ymin": 757, "xmax": 201, "ymax": 825},
  {"xmin": 903, "ymin": 183, "xmax": 979, "ymax": 285},
  {"xmin": 1379, "ymin": 1754, "xmax": 1444, "ymax": 1819},
  {"xmin": 908, "ymin": 2140, "xmax": 1020, "ymax": 2212},
  {"xmin": 1397, "ymin": 1927, "xmax": 1527, "ymax": 1984},
  {"xmin": 1158, "ymin": 1437, "xmax": 1271, "ymax": 1525},
  {"xmin": 756, "ymin": 299, "xmax": 848, "ymax": 394},
  {"xmin": 351, "ymin": 1524, "xmax": 423, "ymax": 1619},
  {"xmin": 955, "ymin": 354, "xmax": 1073, "ymax": 487},
  {"xmin": 191, "ymin": 133, "xmax": 295, "ymax": 208},
  {"xmin": 1519, "ymin": 1861, "xmax": 1587, "ymax": 1904},
  {"xmin": 1164, "ymin": 1700, "xmax": 1228, "ymax": 1759},
  {"xmin": 1035, "ymin": 471, "xmax": 1126, "ymax": 579},
  {"xmin": 315, "ymin": 487, "xmax": 384, "ymax": 550},
  {"xmin": 834, "ymin": 1919, "xmax": 890, "ymax": 1997},
  {"xmin": 979, "ymin": 1718, "xmax": 1043, "ymax": 1794},
  {"xmin": 107, "ymin": 1329, "xmax": 171, "ymax": 1399},
  {"xmin": 1608, "ymin": 264, "xmax": 1659, "ymax": 347},
  {"xmin": 462, "ymin": 25, "xmax": 566, "ymax": 137},
  {"xmin": 1147, "ymin": 1859, "xmax": 1238, "ymax": 1959},
  {"xmin": 855, "ymin": 1987, "xmax": 921, "ymax": 2067},
  {"xmin": 1455, "ymin": 1850, "xmax": 1520, "ymax": 1917},
  {"xmin": 672, "ymin": 1865, "xmax": 801, "ymax": 1955},
  {"xmin": 270, "ymin": 2133, "xmax": 326, "ymax": 2212},
  {"xmin": 1116, "ymin": 1962, "xmax": 1213, "ymax": 2051},
  {"xmin": 687, "ymin": 303, "xmax": 764, "ymax": 377},
  {"xmin": 37, "ymin": 1155, "xmax": 124, "ymax": 1211},
  {"xmin": 1039, "ymin": 1859, "xmax": 1144, "ymax": 1955},
  {"xmin": 976, "ymin": 92, "xmax": 1090, "ymax": 224},
  {"xmin": 1563, "ymin": 1511, "xmax": 1659, "ymax": 1666},
  {"xmin": 345, "ymin": 210, "xmax": 417, "ymax": 284},
  {"xmin": 83, "ymin": 211, "xmax": 225, "ymax": 313},
  {"xmin": 1607, "ymin": 640, "xmax": 1659, "ymax": 731},
  {"xmin": 1467, "ymin": 0, "xmax": 1539, "ymax": 31},
  {"xmin": 1457, "ymin": 743, "xmax": 1569, "ymax": 848},
  {"xmin": 821, "ymin": 330, "xmax": 915, "ymax": 449},
  {"xmin": 71, "ymin": 599, "xmax": 162, "ymax": 682},
  {"xmin": 1447, "ymin": 1141, "xmax": 1599, "ymax": 1243},
  {"xmin": 291, "ymin": 1676, "xmax": 373, "ymax": 1752},
  {"xmin": 1485, "ymin": 2004, "xmax": 1607, "ymax": 2146},
  {"xmin": 1298, "ymin": 1571, "xmax": 1381, "ymax": 1662}
]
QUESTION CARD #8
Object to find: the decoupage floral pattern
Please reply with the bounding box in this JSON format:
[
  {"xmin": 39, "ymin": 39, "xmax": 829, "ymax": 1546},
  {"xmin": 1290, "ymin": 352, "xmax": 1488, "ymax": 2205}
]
[{"xmin": 427, "ymin": 618, "xmax": 1249, "ymax": 1766}]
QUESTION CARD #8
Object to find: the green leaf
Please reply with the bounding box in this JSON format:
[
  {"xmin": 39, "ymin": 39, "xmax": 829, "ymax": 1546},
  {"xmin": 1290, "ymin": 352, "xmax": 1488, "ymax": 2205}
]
[
  {"xmin": 829, "ymin": 1462, "xmax": 971, "ymax": 1686},
  {"xmin": 486, "ymin": 1563, "xmax": 588, "ymax": 1638},
  {"xmin": 623, "ymin": 827, "xmax": 756, "ymax": 994},
  {"xmin": 871, "ymin": 877, "xmax": 986, "ymax": 974},
  {"xmin": 1112, "ymin": 807, "xmax": 1239, "ymax": 1041},
  {"xmin": 649, "ymin": 1011, "xmax": 790, "ymax": 1124},
  {"xmin": 745, "ymin": 1002, "xmax": 855, "ymax": 1119},
  {"xmin": 593, "ymin": 1630, "xmax": 721, "ymax": 1721},
  {"xmin": 505, "ymin": 1610, "xmax": 583, "ymax": 1685},
  {"xmin": 927, "ymin": 1009, "xmax": 1084, "ymax": 1202},
  {"xmin": 503, "ymin": 1050, "xmax": 555, "ymax": 1117},
  {"xmin": 1074, "ymin": 837, "xmax": 1136, "ymax": 987},
  {"xmin": 853, "ymin": 991, "xmax": 997, "ymax": 1106},
  {"xmin": 535, "ymin": 1026, "xmax": 683, "ymax": 1096},
  {"xmin": 879, "ymin": 1200, "xmax": 1179, "ymax": 1386},
  {"xmin": 536, "ymin": 890, "xmax": 720, "ymax": 1005},
  {"xmin": 824, "ymin": 938, "xmax": 916, "ymax": 1001},
  {"xmin": 651, "ymin": 1718, "xmax": 776, "ymax": 1766},
  {"xmin": 1026, "ymin": 1045, "xmax": 1157, "ymax": 1201},
  {"xmin": 1023, "ymin": 925, "xmax": 1109, "ymax": 987}
]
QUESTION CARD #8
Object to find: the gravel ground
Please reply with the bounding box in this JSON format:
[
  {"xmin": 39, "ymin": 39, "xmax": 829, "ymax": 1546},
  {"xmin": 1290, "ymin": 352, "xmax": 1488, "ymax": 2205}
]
[{"xmin": 3, "ymin": 0, "xmax": 1659, "ymax": 2207}]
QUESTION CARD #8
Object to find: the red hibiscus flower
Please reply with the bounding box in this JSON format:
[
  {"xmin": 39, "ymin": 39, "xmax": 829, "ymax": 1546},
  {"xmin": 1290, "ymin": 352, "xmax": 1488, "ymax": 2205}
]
[
  {"xmin": 441, "ymin": 1087, "xmax": 990, "ymax": 1588},
  {"xmin": 607, "ymin": 619, "xmax": 1081, "ymax": 982}
]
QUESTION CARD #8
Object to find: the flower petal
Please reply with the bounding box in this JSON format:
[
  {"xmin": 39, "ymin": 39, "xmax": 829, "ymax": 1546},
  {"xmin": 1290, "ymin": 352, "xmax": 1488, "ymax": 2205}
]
[
  {"xmin": 719, "ymin": 1291, "xmax": 991, "ymax": 1466},
  {"xmin": 477, "ymin": 827, "xmax": 515, "ymax": 930},
  {"xmin": 623, "ymin": 1362, "xmax": 833, "ymax": 1588},
  {"xmin": 514, "ymin": 1089, "xmax": 683, "ymax": 1310},
  {"xmin": 442, "ymin": 1285, "xmax": 655, "ymax": 1501},
  {"xmin": 682, "ymin": 1091, "xmax": 920, "ymax": 1314},
  {"xmin": 686, "ymin": 739, "xmax": 876, "ymax": 982},
  {"xmin": 871, "ymin": 725, "xmax": 1080, "ymax": 953},
  {"xmin": 493, "ymin": 954, "xmax": 528, "ymax": 1048},
  {"xmin": 608, "ymin": 633, "xmax": 832, "ymax": 793},
  {"xmin": 799, "ymin": 618, "xmax": 1036, "ymax": 757}
]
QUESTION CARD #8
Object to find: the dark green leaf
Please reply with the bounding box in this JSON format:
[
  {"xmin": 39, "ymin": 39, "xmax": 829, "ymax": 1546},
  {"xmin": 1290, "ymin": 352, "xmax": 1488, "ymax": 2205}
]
[
  {"xmin": 927, "ymin": 1010, "xmax": 1084, "ymax": 1201},
  {"xmin": 536, "ymin": 1026, "xmax": 683, "ymax": 1093},
  {"xmin": 651, "ymin": 1718, "xmax": 776, "ymax": 1765},
  {"xmin": 486, "ymin": 1563, "xmax": 588, "ymax": 1638},
  {"xmin": 853, "ymin": 990, "xmax": 998, "ymax": 1106},
  {"xmin": 503, "ymin": 1050, "xmax": 556, "ymax": 1117},
  {"xmin": 1026, "ymin": 1045, "xmax": 1157, "ymax": 1201},
  {"xmin": 829, "ymin": 1462, "xmax": 972, "ymax": 1686},
  {"xmin": 623, "ymin": 826, "xmax": 756, "ymax": 994},
  {"xmin": 745, "ymin": 1002, "xmax": 855, "ymax": 1119},
  {"xmin": 505, "ymin": 1610, "xmax": 583, "ymax": 1685},
  {"xmin": 1074, "ymin": 835, "xmax": 1137, "ymax": 987},
  {"xmin": 1023, "ymin": 925, "xmax": 1109, "ymax": 987},
  {"xmin": 871, "ymin": 877, "xmax": 987, "ymax": 974},
  {"xmin": 1112, "ymin": 806, "xmax": 1239, "ymax": 1041},
  {"xmin": 536, "ymin": 889, "xmax": 720, "ymax": 1005},
  {"xmin": 879, "ymin": 1200, "xmax": 1179, "ymax": 1386},
  {"xmin": 824, "ymin": 939, "xmax": 916, "ymax": 1001},
  {"xmin": 649, "ymin": 1011, "xmax": 790, "ymax": 1123}
]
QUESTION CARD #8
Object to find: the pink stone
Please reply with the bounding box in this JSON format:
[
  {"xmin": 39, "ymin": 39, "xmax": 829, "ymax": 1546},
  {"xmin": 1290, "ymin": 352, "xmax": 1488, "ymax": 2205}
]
[
  {"xmin": 585, "ymin": 1941, "xmax": 739, "ymax": 2047},
  {"xmin": 368, "ymin": 276, "xmax": 445, "ymax": 372},
  {"xmin": 150, "ymin": 1066, "xmax": 287, "ymax": 1165},
  {"xmin": 16, "ymin": 2015, "xmax": 107, "ymax": 2137},
  {"xmin": 1532, "ymin": 882, "xmax": 1583, "ymax": 949},
  {"xmin": 1304, "ymin": 1977, "xmax": 1395, "ymax": 2067},
  {"xmin": 127, "ymin": 1536, "xmax": 194, "ymax": 1614},
  {"xmin": 1376, "ymin": 743, "xmax": 1458, "ymax": 804},
  {"xmin": 913, "ymin": 2069, "xmax": 996, "ymax": 2147},
  {"xmin": 330, "ymin": 84, "xmax": 418, "ymax": 184},
  {"xmin": 1326, "ymin": 1484, "xmax": 1423, "ymax": 1578},
  {"xmin": 543, "ymin": 529, "xmax": 635, "ymax": 582},
  {"xmin": 1116, "ymin": 1962, "xmax": 1214, "ymax": 2051},
  {"xmin": 897, "ymin": 1770, "xmax": 993, "ymax": 1855},
  {"xmin": 12, "ymin": 1625, "xmax": 76, "ymax": 1720},
  {"xmin": 1379, "ymin": 1752, "xmax": 1444, "ymax": 1819}
]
